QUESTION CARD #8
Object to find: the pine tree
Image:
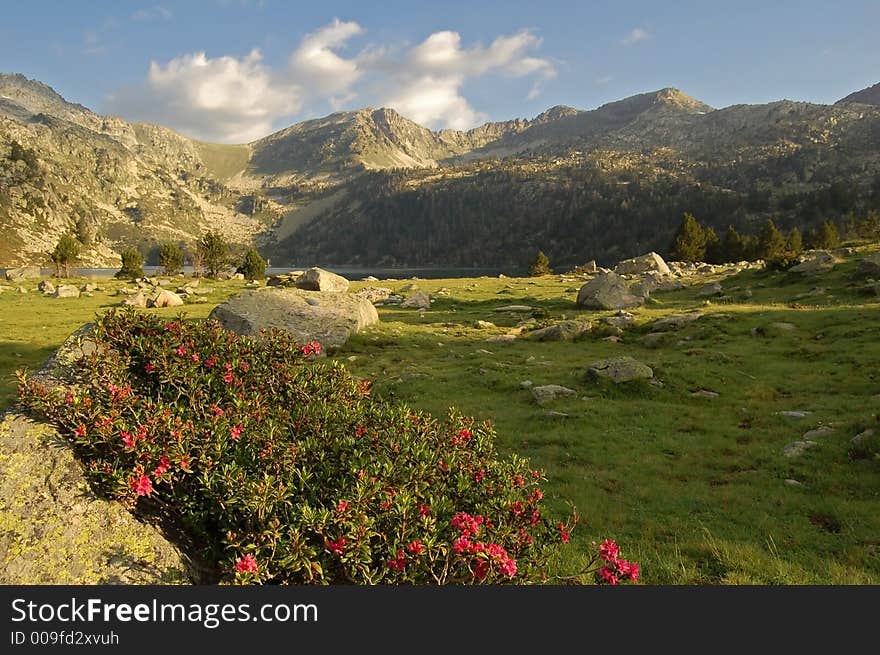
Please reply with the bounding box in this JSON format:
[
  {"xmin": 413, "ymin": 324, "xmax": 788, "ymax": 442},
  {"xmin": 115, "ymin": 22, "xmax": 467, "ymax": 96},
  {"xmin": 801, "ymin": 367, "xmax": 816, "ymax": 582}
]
[
  {"xmin": 116, "ymin": 247, "xmax": 144, "ymax": 279},
  {"xmin": 237, "ymin": 247, "xmax": 266, "ymax": 281},
  {"xmin": 757, "ymin": 219, "xmax": 786, "ymax": 262},
  {"xmin": 198, "ymin": 231, "xmax": 229, "ymax": 278},
  {"xmin": 50, "ymin": 234, "xmax": 80, "ymax": 278},
  {"xmin": 528, "ymin": 250, "xmax": 552, "ymax": 276},
  {"xmin": 722, "ymin": 225, "xmax": 746, "ymax": 262},
  {"xmin": 809, "ymin": 220, "xmax": 840, "ymax": 249},
  {"xmin": 158, "ymin": 242, "xmax": 184, "ymax": 276},
  {"xmin": 670, "ymin": 212, "xmax": 707, "ymax": 262},
  {"xmin": 704, "ymin": 227, "xmax": 723, "ymax": 263}
]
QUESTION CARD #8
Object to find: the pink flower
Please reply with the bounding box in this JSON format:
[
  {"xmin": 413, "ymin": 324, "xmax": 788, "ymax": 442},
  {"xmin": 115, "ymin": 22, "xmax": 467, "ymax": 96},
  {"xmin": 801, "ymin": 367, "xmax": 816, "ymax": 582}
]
[
  {"xmin": 210, "ymin": 405, "xmax": 224, "ymax": 417},
  {"xmin": 597, "ymin": 566, "xmax": 619, "ymax": 585},
  {"xmin": 510, "ymin": 501, "xmax": 524, "ymax": 517},
  {"xmin": 153, "ymin": 456, "xmax": 171, "ymax": 477},
  {"xmin": 327, "ymin": 538, "xmax": 347, "ymax": 555},
  {"xmin": 223, "ymin": 372, "xmax": 235, "ymax": 384},
  {"xmin": 407, "ymin": 540, "xmax": 424, "ymax": 555},
  {"xmin": 474, "ymin": 470, "xmax": 486, "ymax": 483},
  {"xmin": 418, "ymin": 504, "xmax": 431, "ymax": 517},
  {"xmin": 121, "ymin": 431, "xmax": 136, "ymax": 449},
  {"xmin": 617, "ymin": 560, "xmax": 640, "ymax": 582},
  {"xmin": 205, "ymin": 358, "xmax": 216, "ymax": 368},
  {"xmin": 239, "ymin": 362, "xmax": 250, "ymax": 372},
  {"xmin": 453, "ymin": 536, "xmax": 472, "ymax": 554},
  {"xmin": 500, "ymin": 557, "xmax": 517, "ymax": 577},
  {"xmin": 558, "ymin": 523, "xmax": 570, "ymax": 543},
  {"xmin": 144, "ymin": 363, "xmax": 156, "ymax": 373},
  {"xmin": 191, "ymin": 354, "xmax": 200, "ymax": 363},
  {"xmin": 130, "ymin": 474, "xmax": 153, "ymax": 497},
  {"xmin": 336, "ymin": 500, "xmax": 349, "ymax": 514},
  {"xmin": 73, "ymin": 425, "xmax": 86, "ymax": 438},
  {"xmin": 599, "ymin": 539, "xmax": 619, "ymax": 563},
  {"xmin": 174, "ymin": 345, "xmax": 186, "ymax": 357},
  {"xmin": 235, "ymin": 554, "xmax": 258, "ymax": 574},
  {"xmin": 387, "ymin": 550, "xmax": 406, "ymax": 572},
  {"xmin": 230, "ymin": 424, "xmax": 243, "ymax": 441},
  {"xmin": 473, "ymin": 561, "xmax": 489, "ymax": 580},
  {"xmin": 300, "ymin": 341, "xmax": 322, "ymax": 356},
  {"xmin": 530, "ymin": 510, "xmax": 541, "ymax": 526}
]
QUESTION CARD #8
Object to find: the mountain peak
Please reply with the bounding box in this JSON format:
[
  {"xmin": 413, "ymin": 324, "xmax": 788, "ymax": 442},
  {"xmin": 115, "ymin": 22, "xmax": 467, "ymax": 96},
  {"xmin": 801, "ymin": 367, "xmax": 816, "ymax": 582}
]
[
  {"xmin": 836, "ymin": 82, "xmax": 880, "ymax": 106},
  {"xmin": 533, "ymin": 105, "xmax": 580, "ymax": 123}
]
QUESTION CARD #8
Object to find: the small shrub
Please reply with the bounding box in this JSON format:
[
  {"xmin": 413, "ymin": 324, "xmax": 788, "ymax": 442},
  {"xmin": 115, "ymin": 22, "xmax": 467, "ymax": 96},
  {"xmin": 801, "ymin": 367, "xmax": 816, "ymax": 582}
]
[
  {"xmin": 17, "ymin": 311, "xmax": 636, "ymax": 585},
  {"xmin": 237, "ymin": 247, "xmax": 266, "ymax": 281},
  {"xmin": 528, "ymin": 250, "xmax": 552, "ymax": 276},
  {"xmin": 197, "ymin": 231, "xmax": 228, "ymax": 278},
  {"xmin": 116, "ymin": 247, "xmax": 144, "ymax": 279},
  {"xmin": 159, "ymin": 242, "xmax": 184, "ymax": 276},
  {"xmin": 50, "ymin": 234, "xmax": 80, "ymax": 278}
]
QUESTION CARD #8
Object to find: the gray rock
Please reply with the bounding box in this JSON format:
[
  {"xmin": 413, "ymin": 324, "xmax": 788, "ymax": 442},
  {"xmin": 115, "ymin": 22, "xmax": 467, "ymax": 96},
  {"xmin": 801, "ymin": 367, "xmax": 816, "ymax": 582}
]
[
  {"xmin": 53, "ymin": 285, "xmax": 80, "ymax": 299},
  {"xmin": 401, "ymin": 291, "xmax": 431, "ymax": 309},
  {"xmin": 776, "ymin": 410, "xmax": 811, "ymax": 419},
  {"xmin": 697, "ymin": 282, "xmax": 723, "ymax": 297},
  {"xmin": 38, "ymin": 280, "xmax": 55, "ymax": 294},
  {"xmin": 603, "ymin": 311, "xmax": 634, "ymax": 329},
  {"xmin": 691, "ymin": 389, "xmax": 719, "ymax": 399},
  {"xmin": 473, "ymin": 320, "xmax": 496, "ymax": 329},
  {"xmin": 768, "ymin": 322, "xmax": 797, "ymax": 331},
  {"xmin": 519, "ymin": 380, "xmax": 534, "ymax": 389},
  {"xmin": 782, "ymin": 440, "xmax": 818, "ymax": 458},
  {"xmin": 232, "ymin": 273, "xmax": 245, "ymax": 281},
  {"xmin": 851, "ymin": 428, "xmax": 875, "ymax": 447},
  {"xmin": 790, "ymin": 250, "xmax": 839, "ymax": 276},
  {"xmin": 614, "ymin": 252, "xmax": 671, "ymax": 276},
  {"xmin": 802, "ymin": 426, "xmax": 834, "ymax": 440},
  {"xmin": 4, "ymin": 266, "xmax": 41, "ymax": 281},
  {"xmin": 362, "ymin": 275, "xmax": 379, "ymax": 282},
  {"xmin": 586, "ymin": 356, "xmax": 653, "ymax": 383},
  {"xmin": 210, "ymin": 287, "xmax": 379, "ymax": 349},
  {"xmin": 528, "ymin": 320, "xmax": 591, "ymax": 341},
  {"xmin": 150, "ymin": 290, "xmax": 184, "ymax": 308},
  {"xmin": 651, "ymin": 312, "xmax": 704, "ymax": 331},
  {"xmin": 120, "ymin": 292, "xmax": 149, "ymax": 308},
  {"xmin": 576, "ymin": 272, "xmax": 645, "ymax": 310},
  {"xmin": 855, "ymin": 252, "xmax": 880, "ymax": 279},
  {"xmin": 355, "ymin": 287, "xmax": 392, "ymax": 304},
  {"xmin": 295, "ymin": 267, "xmax": 350, "ymax": 293},
  {"xmin": 494, "ymin": 305, "xmax": 534, "ymax": 312},
  {"xmin": 531, "ymin": 384, "xmax": 577, "ymax": 405},
  {"xmin": 641, "ymin": 332, "xmax": 672, "ymax": 348}
]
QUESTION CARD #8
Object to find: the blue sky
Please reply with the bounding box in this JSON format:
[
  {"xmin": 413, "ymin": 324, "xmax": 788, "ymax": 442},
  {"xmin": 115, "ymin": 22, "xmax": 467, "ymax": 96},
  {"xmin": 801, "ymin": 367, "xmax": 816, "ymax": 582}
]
[{"xmin": 2, "ymin": 0, "xmax": 878, "ymax": 142}]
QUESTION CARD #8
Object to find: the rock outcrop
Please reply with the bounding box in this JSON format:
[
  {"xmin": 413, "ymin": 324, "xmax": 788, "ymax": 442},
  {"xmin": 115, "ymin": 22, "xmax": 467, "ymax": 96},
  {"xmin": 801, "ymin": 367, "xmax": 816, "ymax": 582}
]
[
  {"xmin": 576, "ymin": 272, "xmax": 645, "ymax": 310},
  {"xmin": 614, "ymin": 252, "xmax": 671, "ymax": 276},
  {"xmin": 295, "ymin": 267, "xmax": 350, "ymax": 293},
  {"xmin": 586, "ymin": 356, "xmax": 654, "ymax": 383},
  {"xmin": 209, "ymin": 287, "xmax": 379, "ymax": 348}
]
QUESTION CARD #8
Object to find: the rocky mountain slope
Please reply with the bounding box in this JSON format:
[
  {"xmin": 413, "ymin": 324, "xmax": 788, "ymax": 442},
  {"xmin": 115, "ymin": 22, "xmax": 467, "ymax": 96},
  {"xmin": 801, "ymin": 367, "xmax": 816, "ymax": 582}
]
[
  {"xmin": 837, "ymin": 81, "xmax": 880, "ymax": 106},
  {"xmin": 2, "ymin": 72, "xmax": 880, "ymax": 269}
]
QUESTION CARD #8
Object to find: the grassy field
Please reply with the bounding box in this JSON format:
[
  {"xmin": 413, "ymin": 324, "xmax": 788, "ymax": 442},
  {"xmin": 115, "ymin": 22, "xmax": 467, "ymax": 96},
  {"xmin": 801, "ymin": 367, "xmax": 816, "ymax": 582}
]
[{"xmin": 1, "ymin": 250, "xmax": 878, "ymax": 584}]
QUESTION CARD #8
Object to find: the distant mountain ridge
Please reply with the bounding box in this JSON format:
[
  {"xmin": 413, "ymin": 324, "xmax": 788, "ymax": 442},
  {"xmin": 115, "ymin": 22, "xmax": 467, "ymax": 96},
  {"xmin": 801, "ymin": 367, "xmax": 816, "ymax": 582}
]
[{"xmin": 1, "ymin": 71, "xmax": 879, "ymax": 268}]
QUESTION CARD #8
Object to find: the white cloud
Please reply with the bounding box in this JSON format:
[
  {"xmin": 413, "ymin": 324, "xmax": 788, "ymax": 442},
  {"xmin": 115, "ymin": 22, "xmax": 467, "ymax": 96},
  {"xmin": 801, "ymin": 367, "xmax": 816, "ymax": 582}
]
[
  {"xmin": 621, "ymin": 27, "xmax": 649, "ymax": 45},
  {"xmin": 107, "ymin": 49, "xmax": 301, "ymax": 142},
  {"xmin": 83, "ymin": 31, "xmax": 107, "ymax": 56},
  {"xmin": 132, "ymin": 6, "xmax": 172, "ymax": 21},
  {"xmin": 108, "ymin": 20, "xmax": 556, "ymax": 141}
]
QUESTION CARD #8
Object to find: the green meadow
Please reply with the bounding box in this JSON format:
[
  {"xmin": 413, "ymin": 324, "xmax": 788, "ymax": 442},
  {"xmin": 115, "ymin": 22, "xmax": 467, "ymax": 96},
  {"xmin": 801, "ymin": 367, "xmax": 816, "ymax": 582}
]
[{"xmin": 2, "ymin": 249, "xmax": 878, "ymax": 584}]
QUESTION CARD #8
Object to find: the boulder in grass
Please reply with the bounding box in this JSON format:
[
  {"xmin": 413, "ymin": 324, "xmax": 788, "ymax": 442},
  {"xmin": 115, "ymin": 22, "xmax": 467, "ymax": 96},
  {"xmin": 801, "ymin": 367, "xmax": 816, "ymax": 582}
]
[
  {"xmin": 38, "ymin": 280, "xmax": 55, "ymax": 295},
  {"xmin": 4, "ymin": 266, "xmax": 41, "ymax": 281},
  {"xmin": 586, "ymin": 356, "xmax": 653, "ymax": 383},
  {"xmin": 120, "ymin": 292, "xmax": 149, "ymax": 308},
  {"xmin": 528, "ymin": 320, "xmax": 592, "ymax": 341},
  {"xmin": 401, "ymin": 291, "xmax": 431, "ymax": 309},
  {"xmin": 295, "ymin": 267, "xmax": 350, "ymax": 293},
  {"xmin": 576, "ymin": 272, "xmax": 645, "ymax": 310},
  {"xmin": 53, "ymin": 285, "xmax": 80, "ymax": 299},
  {"xmin": 614, "ymin": 252, "xmax": 671, "ymax": 276},
  {"xmin": 210, "ymin": 287, "xmax": 378, "ymax": 349},
  {"xmin": 150, "ymin": 290, "xmax": 184, "ymax": 308}
]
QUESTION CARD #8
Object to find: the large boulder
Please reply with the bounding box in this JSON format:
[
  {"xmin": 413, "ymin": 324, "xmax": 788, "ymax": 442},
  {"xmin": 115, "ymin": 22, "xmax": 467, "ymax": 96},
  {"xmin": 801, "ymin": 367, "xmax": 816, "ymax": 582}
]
[
  {"xmin": 790, "ymin": 250, "xmax": 839, "ymax": 276},
  {"xmin": 856, "ymin": 253, "xmax": 880, "ymax": 279},
  {"xmin": 120, "ymin": 292, "xmax": 149, "ymax": 308},
  {"xmin": 614, "ymin": 252, "xmax": 671, "ymax": 276},
  {"xmin": 529, "ymin": 320, "xmax": 592, "ymax": 341},
  {"xmin": 209, "ymin": 287, "xmax": 379, "ymax": 349},
  {"xmin": 4, "ymin": 266, "xmax": 41, "ymax": 281},
  {"xmin": 586, "ymin": 356, "xmax": 654, "ymax": 383},
  {"xmin": 355, "ymin": 287, "xmax": 393, "ymax": 304},
  {"xmin": 531, "ymin": 385, "xmax": 577, "ymax": 405},
  {"xmin": 295, "ymin": 267, "xmax": 350, "ymax": 293},
  {"xmin": 401, "ymin": 291, "xmax": 431, "ymax": 309},
  {"xmin": 576, "ymin": 272, "xmax": 645, "ymax": 310},
  {"xmin": 150, "ymin": 289, "xmax": 184, "ymax": 308},
  {"xmin": 0, "ymin": 327, "xmax": 192, "ymax": 584},
  {"xmin": 53, "ymin": 285, "xmax": 81, "ymax": 298},
  {"xmin": 38, "ymin": 280, "xmax": 56, "ymax": 295}
]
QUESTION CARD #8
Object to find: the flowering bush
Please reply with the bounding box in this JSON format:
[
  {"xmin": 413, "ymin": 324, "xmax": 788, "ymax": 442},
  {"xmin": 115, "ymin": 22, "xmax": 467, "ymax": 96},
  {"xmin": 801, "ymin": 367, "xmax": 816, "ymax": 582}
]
[{"xmin": 17, "ymin": 309, "xmax": 636, "ymax": 585}]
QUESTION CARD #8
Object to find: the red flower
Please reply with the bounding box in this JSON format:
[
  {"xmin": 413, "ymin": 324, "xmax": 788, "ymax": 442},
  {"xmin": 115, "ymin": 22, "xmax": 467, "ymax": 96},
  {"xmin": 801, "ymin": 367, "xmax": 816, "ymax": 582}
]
[
  {"xmin": 336, "ymin": 500, "xmax": 349, "ymax": 514},
  {"xmin": 597, "ymin": 566, "xmax": 619, "ymax": 585},
  {"xmin": 235, "ymin": 554, "xmax": 258, "ymax": 574},
  {"xmin": 130, "ymin": 474, "xmax": 153, "ymax": 497},
  {"xmin": 121, "ymin": 431, "xmax": 136, "ymax": 449},
  {"xmin": 529, "ymin": 488, "xmax": 544, "ymax": 502},
  {"xmin": 530, "ymin": 510, "xmax": 541, "ymax": 526},
  {"xmin": 153, "ymin": 456, "xmax": 171, "ymax": 477},
  {"xmin": 500, "ymin": 557, "xmax": 518, "ymax": 577},
  {"xmin": 510, "ymin": 501, "xmax": 524, "ymax": 517},
  {"xmin": 190, "ymin": 354, "xmax": 200, "ymax": 363},
  {"xmin": 473, "ymin": 560, "xmax": 489, "ymax": 580},
  {"xmin": 406, "ymin": 540, "xmax": 424, "ymax": 555},
  {"xmin": 205, "ymin": 358, "xmax": 216, "ymax": 368},
  {"xmin": 386, "ymin": 550, "xmax": 406, "ymax": 572},
  {"xmin": 73, "ymin": 425, "xmax": 86, "ymax": 438},
  {"xmin": 300, "ymin": 341, "xmax": 322, "ymax": 356},
  {"xmin": 327, "ymin": 538, "xmax": 347, "ymax": 555},
  {"xmin": 418, "ymin": 504, "xmax": 431, "ymax": 517},
  {"xmin": 178, "ymin": 454, "xmax": 191, "ymax": 471},
  {"xmin": 617, "ymin": 560, "xmax": 640, "ymax": 582},
  {"xmin": 474, "ymin": 470, "xmax": 486, "ymax": 483},
  {"xmin": 355, "ymin": 426, "xmax": 367, "ymax": 438},
  {"xmin": 239, "ymin": 362, "xmax": 250, "ymax": 372},
  {"xmin": 174, "ymin": 345, "xmax": 186, "ymax": 356},
  {"xmin": 599, "ymin": 539, "xmax": 619, "ymax": 563},
  {"xmin": 210, "ymin": 405, "xmax": 224, "ymax": 417},
  {"xmin": 453, "ymin": 536, "xmax": 472, "ymax": 554},
  {"xmin": 230, "ymin": 424, "xmax": 243, "ymax": 441},
  {"xmin": 223, "ymin": 372, "xmax": 235, "ymax": 384}
]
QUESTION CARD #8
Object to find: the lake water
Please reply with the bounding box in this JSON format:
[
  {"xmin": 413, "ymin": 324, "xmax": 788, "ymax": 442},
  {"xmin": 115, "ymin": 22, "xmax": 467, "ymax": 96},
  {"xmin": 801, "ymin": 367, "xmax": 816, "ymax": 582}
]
[{"xmin": 7, "ymin": 266, "xmax": 526, "ymax": 280}]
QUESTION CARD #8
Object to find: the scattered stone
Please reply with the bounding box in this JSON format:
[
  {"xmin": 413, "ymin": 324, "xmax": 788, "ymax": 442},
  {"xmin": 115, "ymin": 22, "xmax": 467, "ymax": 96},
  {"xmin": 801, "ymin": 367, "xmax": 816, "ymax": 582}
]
[
  {"xmin": 603, "ymin": 335, "xmax": 621, "ymax": 343},
  {"xmin": 614, "ymin": 252, "xmax": 671, "ymax": 276},
  {"xmin": 586, "ymin": 356, "xmax": 653, "ymax": 383},
  {"xmin": 494, "ymin": 305, "xmax": 533, "ymax": 312},
  {"xmin": 790, "ymin": 250, "xmax": 839, "ymax": 276},
  {"xmin": 519, "ymin": 380, "xmax": 533, "ymax": 389},
  {"xmin": 189, "ymin": 296, "xmax": 209, "ymax": 304},
  {"xmin": 576, "ymin": 272, "xmax": 645, "ymax": 310},
  {"xmin": 16, "ymin": 286, "xmax": 27, "ymax": 293},
  {"xmin": 232, "ymin": 273, "xmax": 245, "ymax": 281},
  {"xmin": 651, "ymin": 313, "xmax": 704, "ymax": 331},
  {"xmin": 776, "ymin": 410, "xmax": 811, "ymax": 419},
  {"xmin": 528, "ymin": 320, "xmax": 591, "ymax": 341},
  {"xmin": 641, "ymin": 332, "xmax": 672, "ymax": 348},
  {"xmin": 362, "ymin": 275, "xmax": 379, "ymax": 282},
  {"xmin": 802, "ymin": 426, "xmax": 835, "ymax": 440},
  {"xmin": 473, "ymin": 320, "xmax": 496, "ymax": 329},
  {"xmin": 544, "ymin": 411, "xmax": 569, "ymax": 418},
  {"xmin": 3, "ymin": 266, "xmax": 41, "ymax": 281},
  {"xmin": 691, "ymin": 389, "xmax": 719, "ymax": 399},
  {"xmin": 486, "ymin": 334, "xmax": 517, "ymax": 343},
  {"xmin": 38, "ymin": 280, "xmax": 55, "ymax": 294},
  {"xmin": 121, "ymin": 292, "xmax": 149, "ymax": 308},
  {"xmin": 783, "ymin": 440, "xmax": 818, "ymax": 458},
  {"xmin": 150, "ymin": 290, "xmax": 184, "ymax": 308},
  {"xmin": 603, "ymin": 311, "xmax": 634, "ymax": 329},
  {"xmin": 80, "ymin": 283, "xmax": 97, "ymax": 293},
  {"xmin": 295, "ymin": 267, "xmax": 350, "ymax": 293},
  {"xmin": 398, "ymin": 283, "xmax": 419, "ymax": 293},
  {"xmin": 209, "ymin": 287, "xmax": 378, "ymax": 349},
  {"xmin": 53, "ymin": 285, "xmax": 80, "ymax": 299},
  {"xmin": 855, "ymin": 253, "xmax": 880, "ymax": 279},
  {"xmin": 769, "ymin": 322, "xmax": 797, "ymax": 331},
  {"xmin": 851, "ymin": 429, "xmax": 875, "ymax": 447},
  {"xmin": 697, "ymin": 282, "xmax": 723, "ymax": 297},
  {"xmin": 784, "ymin": 479, "xmax": 804, "ymax": 487},
  {"xmin": 355, "ymin": 287, "xmax": 392, "ymax": 304},
  {"xmin": 401, "ymin": 291, "xmax": 431, "ymax": 309},
  {"xmin": 531, "ymin": 385, "xmax": 577, "ymax": 405},
  {"xmin": 305, "ymin": 297, "xmax": 321, "ymax": 307}
]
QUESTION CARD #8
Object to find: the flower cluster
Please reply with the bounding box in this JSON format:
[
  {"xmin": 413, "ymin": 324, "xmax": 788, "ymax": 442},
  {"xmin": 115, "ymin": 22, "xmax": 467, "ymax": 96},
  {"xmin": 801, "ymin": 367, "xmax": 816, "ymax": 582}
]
[
  {"xmin": 300, "ymin": 340, "xmax": 322, "ymax": 356},
  {"xmin": 594, "ymin": 539, "xmax": 640, "ymax": 585}
]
